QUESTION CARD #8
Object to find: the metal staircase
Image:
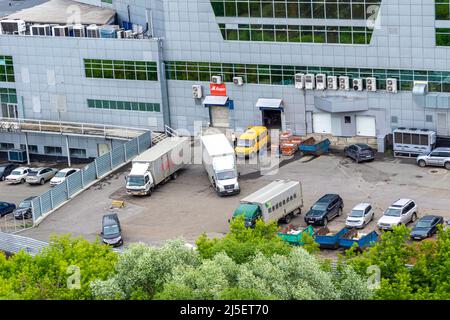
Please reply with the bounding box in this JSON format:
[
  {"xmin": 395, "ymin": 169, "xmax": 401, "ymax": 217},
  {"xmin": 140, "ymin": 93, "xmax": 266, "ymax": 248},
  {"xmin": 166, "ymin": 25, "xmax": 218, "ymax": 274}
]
[{"xmin": 151, "ymin": 125, "xmax": 179, "ymax": 145}]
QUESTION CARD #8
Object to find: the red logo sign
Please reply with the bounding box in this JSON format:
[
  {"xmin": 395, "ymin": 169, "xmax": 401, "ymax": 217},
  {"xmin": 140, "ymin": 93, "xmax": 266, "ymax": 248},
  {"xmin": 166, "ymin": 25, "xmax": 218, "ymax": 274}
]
[{"xmin": 210, "ymin": 83, "xmax": 227, "ymax": 96}]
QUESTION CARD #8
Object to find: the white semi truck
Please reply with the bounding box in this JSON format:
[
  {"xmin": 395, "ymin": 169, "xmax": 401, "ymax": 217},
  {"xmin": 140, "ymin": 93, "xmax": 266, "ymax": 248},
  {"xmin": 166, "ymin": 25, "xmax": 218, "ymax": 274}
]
[
  {"xmin": 126, "ymin": 137, "xmax": 190, "ymax": 196},
  {"xmin": 200, "ymin": 134, "xmax": 240, "ymax": 196},
  {"xmin": 232, "ymin": 180, "xmax": 303, "ymax": 227}
]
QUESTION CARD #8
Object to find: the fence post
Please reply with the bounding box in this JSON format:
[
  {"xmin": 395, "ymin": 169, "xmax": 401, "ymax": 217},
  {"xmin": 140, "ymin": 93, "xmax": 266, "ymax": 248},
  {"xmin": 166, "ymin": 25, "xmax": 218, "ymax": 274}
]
[
  {"xmin": 80, "ymin": 169, "xmax": 85, "ymax": 188},
  {"xmin": 50, "ymin": 189, "xmax": 54, "ymax": 210},
  {"xmin": 94, "ymin": 159, "xmax": 99, "ymax": 179},
  {"xmin": 137, "ymin": 135, "xmax": 140, "ymax": 154},
  {"xmin": 66, "ymin": 178, "xmax": 70, "ymax": 199},
  {"xmin": 39, "ymin": 197, "xmax": 43, "ymax": 217},
  {"xmin": 110, "ymin": 150, "xmax": 114, "ymax": 169},
  {"xmin": 124, "ymin": 143, "xmax": 128, "ymax": 161}
]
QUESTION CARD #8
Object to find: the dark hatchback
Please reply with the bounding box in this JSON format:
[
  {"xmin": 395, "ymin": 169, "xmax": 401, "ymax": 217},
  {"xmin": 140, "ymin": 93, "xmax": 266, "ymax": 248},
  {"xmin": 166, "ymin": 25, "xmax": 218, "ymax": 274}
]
[
  {"xmin": 344, "ymin": 144, "xmax": 375, "ymax": 163},
  {"xmin": 0, "ymin": 163, "xmax": 18, "ymax": 181},
  {"xmin": 101, "ymin": 213, "xmax": 123, "ymax": 247},
  {"xmin": 410, "ymin": 215, "xmax": 444, "ymax": 240},
  {"xmin": 304, "ymin": 194, "xmax": 344, "ymax": 226},
  {"xmin": 13, "ymin": 196, "xmax": 37, "ymax": 220}
]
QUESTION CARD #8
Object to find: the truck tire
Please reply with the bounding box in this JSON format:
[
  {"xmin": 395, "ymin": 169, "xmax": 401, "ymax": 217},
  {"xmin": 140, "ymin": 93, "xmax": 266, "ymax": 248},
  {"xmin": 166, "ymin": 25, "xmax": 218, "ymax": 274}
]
[
  {"xmin": 171, "ymin": 172, "xmax": 178, "ymax": 180},
  {"xmin": 284, "ymin": 214, "xmax": 292, "ymax": 224}
]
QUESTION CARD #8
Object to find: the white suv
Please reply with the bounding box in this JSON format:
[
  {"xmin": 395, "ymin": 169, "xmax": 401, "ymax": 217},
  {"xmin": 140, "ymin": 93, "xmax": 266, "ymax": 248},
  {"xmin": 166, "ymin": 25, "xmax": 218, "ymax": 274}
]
[
  {"xmin": 377, "ymin": 199, "xmax": 418, "ymax": 231},
  {"xmin": 345, "ymin": 203, "xmax": 374, "ymax": 229}
]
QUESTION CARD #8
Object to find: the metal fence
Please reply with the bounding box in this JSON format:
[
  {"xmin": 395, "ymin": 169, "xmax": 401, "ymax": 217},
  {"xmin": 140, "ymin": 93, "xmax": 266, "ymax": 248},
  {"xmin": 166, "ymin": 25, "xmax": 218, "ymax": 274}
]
[{"xmin": 31, "ymin": 131, "xmax": 152, "ymax": 224}]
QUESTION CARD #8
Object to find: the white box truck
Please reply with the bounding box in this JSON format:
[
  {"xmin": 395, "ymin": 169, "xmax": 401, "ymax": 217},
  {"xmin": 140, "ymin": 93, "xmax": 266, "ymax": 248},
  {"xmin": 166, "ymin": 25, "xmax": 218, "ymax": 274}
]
[
  {"xmin": 126, "ymin": 137, "xmax": 190, "ymax": 196},
  {"xmin": 201, "ymin": 134, "xmax": 240, "ymax": 196},
  {"xmin": 232, "ymin": 180, "xmax": 303, "ymax": 227}
]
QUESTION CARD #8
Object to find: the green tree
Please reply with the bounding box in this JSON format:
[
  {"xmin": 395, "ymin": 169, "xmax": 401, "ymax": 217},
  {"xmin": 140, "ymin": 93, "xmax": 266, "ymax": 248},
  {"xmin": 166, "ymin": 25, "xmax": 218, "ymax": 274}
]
[
  {"xmin": 0, "ymin": 235, "xmax": 117, "ymax": 300},
  {"xmin": 196, "ymin": 216, "xmax": 291, "ymax": 264}
]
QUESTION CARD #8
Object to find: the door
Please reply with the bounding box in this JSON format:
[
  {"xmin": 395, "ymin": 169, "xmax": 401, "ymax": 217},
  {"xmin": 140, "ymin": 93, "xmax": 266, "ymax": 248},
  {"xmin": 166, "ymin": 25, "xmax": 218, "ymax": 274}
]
[
  {"xmin": 210, "ymin": 106, "xmax": 229, "ymax": 128},
  {"xmin": 437, "ymin": 112, "xmax": 448, "ymax": 136},
  {"xmin": 427, "ymin": 151, "xmax": 442, "ymax": 166},
  {"xmin": 364, "ymin": 206, "xmax": 373, "ymax": 224},
  {"xmin": 262, "ymin": 109, "xmax": 282, "ymax": 130},
  {"xmin": 313, "ymin": 113, "xmax": 332, "ymax": 134},
  {"xmin": 356, "ymin": 116, "xmax": 376, "ymax": 137},
  {"xmin": 97, "ymin": 143, "xmax": 110, "ymax": 157}
]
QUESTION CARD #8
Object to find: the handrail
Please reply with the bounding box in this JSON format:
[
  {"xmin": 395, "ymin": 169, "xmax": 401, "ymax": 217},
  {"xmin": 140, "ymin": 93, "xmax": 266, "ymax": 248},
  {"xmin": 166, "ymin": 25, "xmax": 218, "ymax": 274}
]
[{"xmin": 164, "ymin": 124, "xmax": 178, "ymax": 137}]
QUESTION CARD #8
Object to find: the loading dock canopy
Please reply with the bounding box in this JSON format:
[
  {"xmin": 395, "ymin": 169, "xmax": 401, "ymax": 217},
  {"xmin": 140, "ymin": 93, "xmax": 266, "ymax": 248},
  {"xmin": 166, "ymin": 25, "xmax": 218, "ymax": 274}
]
[
  {"xmin": 315, "ymin": 96, "xmax": 368, "ymax": 113},
  {"xmin": 2, "ymin": 0, "xmax": 116, "ymax": 25},
  {"xmin": 203, "ymin": 95, "xmax": 229, "ymax": 106},
  {"xmin": 256, "ymin": 98, "xmax": 283, "ymax": 110}
]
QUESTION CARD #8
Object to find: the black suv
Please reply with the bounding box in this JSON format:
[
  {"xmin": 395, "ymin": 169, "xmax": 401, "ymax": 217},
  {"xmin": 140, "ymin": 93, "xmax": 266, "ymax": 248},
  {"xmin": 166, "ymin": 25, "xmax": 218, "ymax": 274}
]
[
  {"xmin": 101, "ymin": 213, "xmax": 123, "ymax": 247},
  {"xmin": 344, "ymin": 144, "xmax": 375, "ymax": 163},
  {"xmin": 0, "ymin": 163, "xmax": 18, "ymax": 181},
  {"xmin": 304, "ymin": 194, "xmax": 344, "ymax": 226}
]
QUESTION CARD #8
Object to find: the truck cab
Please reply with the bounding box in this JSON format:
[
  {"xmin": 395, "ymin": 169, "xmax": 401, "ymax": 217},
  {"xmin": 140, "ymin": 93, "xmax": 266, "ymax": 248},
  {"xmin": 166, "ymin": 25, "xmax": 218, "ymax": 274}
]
[
  {"xmin": 212, "ymin": 155, "xmax": 240, "ymax": 195},
  {"xmin": 126, "ymin": 163, "xmax": 153, "ymax": 196},
  {"xmin": 232, "ymin": 203, "xmax": 262, "ymax": 228}
]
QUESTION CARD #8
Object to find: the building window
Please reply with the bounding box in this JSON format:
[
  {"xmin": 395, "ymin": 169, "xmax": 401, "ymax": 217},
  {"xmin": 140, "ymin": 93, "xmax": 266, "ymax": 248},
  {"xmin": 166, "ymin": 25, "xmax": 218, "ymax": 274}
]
[
  {"xmin": 44, "ymin": 146, "xmax": 62, "ymax": 155},
  {"xmin": 436, "ymin": 1, "xmax": 450, "ymax": 20},
  {"xmin": 87, "ymin": 99, "xmax": 161, "ymax": 112},
  {"xmin": 210, "ymin": 1, "xmax": 382, "ymax": 20},
  {"xmin": 101, "ymin": 0, "xmax": 112, "ymax": 3},
  {"xmin": 69, "ymin": 148, "xmax": 87, "ymax": 158},
  {"xmin": 426, "ymin": 115, "xmax": 433, "ymax": 123},
  {"xmin": 166, "ymin": 61, "xmax": 450, "ymax": 93},
  {"xmin": 391, "ymin": 116, "xmax": 398, "ymax": 124},
  {"xmin": 0, "ymin": 88, "xmax": 17, "ymax": 104},
  {"xmin": 84, "ymin": 59, "xmax": 158, "ymax": 81},
  {"xmin": 20, "ymin": 144, "xmax": 38, "ymax": 153},
  {"xmin": 0, "ymin": 143, "xmax": 14, "ymax": 150},
  {"xmin": 345, "ymin": 116, "xmax": 351, "ymax": 124},
  {"xmin": 218, "ymin": 24, "xmax": 373, "ymax": 44},
  {"xmin": 0, "ymin": 56, "xmax": 15, "ymax": 82}
]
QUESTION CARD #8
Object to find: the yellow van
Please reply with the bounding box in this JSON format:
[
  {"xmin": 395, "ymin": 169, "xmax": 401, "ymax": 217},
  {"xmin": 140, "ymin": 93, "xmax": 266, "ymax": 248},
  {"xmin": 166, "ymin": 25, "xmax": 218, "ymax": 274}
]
[{"xmin": 235, "ymin": 126, "xmax": 268, "ymax": 157}]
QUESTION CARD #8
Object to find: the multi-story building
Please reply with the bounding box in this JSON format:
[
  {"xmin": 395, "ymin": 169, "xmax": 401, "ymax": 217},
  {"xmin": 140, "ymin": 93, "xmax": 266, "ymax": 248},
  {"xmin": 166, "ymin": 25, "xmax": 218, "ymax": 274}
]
[{"xmin": 1, "ymin": 0, "xmax": 450, "ymax": 157}]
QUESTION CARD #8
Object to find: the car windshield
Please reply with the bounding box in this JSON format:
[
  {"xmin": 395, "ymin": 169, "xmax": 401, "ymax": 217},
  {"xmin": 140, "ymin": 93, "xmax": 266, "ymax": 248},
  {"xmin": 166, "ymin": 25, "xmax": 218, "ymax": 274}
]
[
  {"xmin": 416, "ymin": 221, "xmax": 432, "ymax": 228},
  {"xmin": 0, "ymin": 167, "xmax": 5, "ymax": 174},
  {"xmin": 18, "ymin": 201, "xmax": 31, "ymax": 209},
  {"xmin": 28, "ymin": 170, "xmax": 38, "ymax": 176},
  {"xmin": 103, "ymin": 224, "xmax": 119, "ymax": 236},
  {"xmin": 11, "ymin": 170, "xmax": 22, "ymax": 175},
  {"xmin": 237, "ymin": 139, "xmax": 255, "ymax": 148},
  {"xmin": 127, "ymin": 176, "xmax": 145, "ymax": 186},
  {"xmin": 384, "ymin": 208, "xmax": 401, "ymax": 217},
  {"xmin": 350, "ymin": 210, "xmax": 364, "ymax": 217},
  {"xmin": 55, "ymin": 171, "xmax": 67, "ymax": 178},
  {"xmin": 312, "ymin": 203, "xmax": 327, "ymax": 211},
  {"xmin": 217, "ymin": 170, "xmax": 236, "ymax": 181}
]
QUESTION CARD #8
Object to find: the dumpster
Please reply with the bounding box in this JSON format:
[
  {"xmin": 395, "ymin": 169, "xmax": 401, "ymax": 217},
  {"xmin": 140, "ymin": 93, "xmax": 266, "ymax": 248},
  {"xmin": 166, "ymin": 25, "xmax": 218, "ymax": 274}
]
[
  {"xmin": 278, "ymin": 225, "xmax": 314, "ymax": 246},
  {"xmin": 314, "ymin": 227, "xmax": 349, "ymax": 249},
  {"xmin": 299, "ymin": 138, "xmax": 331, "ymax": 156},
  {"xmin": 339, "ymin": 229, "xmax": 379, "ymax": 250}
]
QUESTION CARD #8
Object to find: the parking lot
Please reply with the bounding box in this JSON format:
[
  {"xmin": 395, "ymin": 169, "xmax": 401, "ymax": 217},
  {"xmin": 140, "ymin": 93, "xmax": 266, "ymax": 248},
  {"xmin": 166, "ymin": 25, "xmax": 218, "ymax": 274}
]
[
  {"xmin": 20, "ymin": 148, "xmax": 450, "ymax": 254},
  {"xmin": 0, "ymin": 160, "xmax": 85, "ymax": 232}
]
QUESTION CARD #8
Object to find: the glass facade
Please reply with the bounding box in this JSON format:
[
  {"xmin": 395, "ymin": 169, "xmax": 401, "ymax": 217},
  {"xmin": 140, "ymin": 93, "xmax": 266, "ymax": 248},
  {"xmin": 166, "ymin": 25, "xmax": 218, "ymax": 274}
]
[
  {"xmin": 166, "ymin": 61, "xmax": 450, "ymax": 92},
  {"xmin": 210, "ymin": 0, "xmax": 381, "ymax": 20},
  {"xmin": 84, "ymin": 59, "xmax": 158, "ymax": 81},
  {"xmin": 0, "ymin": 88, "xmax": 17, "ymax": 104},
  {"xmin": 0, "ymin": 56, "xmax": 15, "ymax": 83},
  {"xmin": 218, "ymin": 24, "xmax": 373, "ymax": 44},
  {"xmin": 87, "ymin": 99, "xmax": 161, "ymax": 112}
]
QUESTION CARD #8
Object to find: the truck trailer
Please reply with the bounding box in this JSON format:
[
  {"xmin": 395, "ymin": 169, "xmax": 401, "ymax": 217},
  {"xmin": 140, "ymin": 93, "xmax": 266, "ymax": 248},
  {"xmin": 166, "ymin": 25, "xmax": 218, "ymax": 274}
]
[
  {"xmin": 232, "ymin": 179, "xmax": 303, "ymax": 227},
  {"xmin": 200, "ymin": 134, "xmax": 240, "ymax": 196},
  {"xmin": 126, "ymin": 137, "xmax": 190, "ymax": 196}
]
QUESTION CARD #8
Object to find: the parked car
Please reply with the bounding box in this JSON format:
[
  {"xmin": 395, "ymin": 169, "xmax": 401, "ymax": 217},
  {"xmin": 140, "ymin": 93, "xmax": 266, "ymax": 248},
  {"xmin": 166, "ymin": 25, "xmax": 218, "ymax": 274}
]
[
  {"xmin": 0, "ymin": 201, "xmax": 16, "ymax": 217},
  {"xmin": 101, "ymin": 213, "xmax": 123, "ymax": 247},
  {"xmin": 5, "ymin": 167, "xmax": 30, "ymax": 184},
  {"xmin": 50, "ymin": 168, "xmax": 80, "ymax": 186},
  {"xmin": 345, "ymin": 203, "xmax": 375, "ymax": 229},
  {"xmin": 26, "ymin": 167, "xmax": 57, "ymax": 185},
  {"xmin": 13, "ymin": 196, "xmax": 37, "ymax": 220},
  {"xmin": 344, "ymin": 144, "xmax": 375, "ymax": 163},
  {"xmin": 417, "ymin": 147, "xmax": 450, "ymax": 170},
  {"xmin": 304, "ymin": 194, "xmax": 344, "ymax": 226},
  {"xmin": 377, "ymin": 199, "xmax": 418, "ymax": 231},
  {"xmin": 410, "ymin": 215, "xmax": 444, "ymax": 240},
  {"xmin": 0, "ymin": 163, "xmax": 18, "ymax": 181}
]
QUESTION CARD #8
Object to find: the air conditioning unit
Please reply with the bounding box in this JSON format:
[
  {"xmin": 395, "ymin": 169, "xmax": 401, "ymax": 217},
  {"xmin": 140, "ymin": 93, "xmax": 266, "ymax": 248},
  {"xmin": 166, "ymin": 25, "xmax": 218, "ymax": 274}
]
[
  {"xmin": 304, "ymin": 74, "xmax": 315, "ymax": 90},
  {"xmin": 116, "ymin": 29, "xmax": 125, "ymax": 38},
  {"xmin": 0, "ymin": 20, "xmax": 26, "ymax": 35},
  {"xmin": 386, "ymin": 78, "xmax": 398, "ymax": 93},
  {"xmin": 72, "ymin": 25, "xmax": 86, "ymax": 37},
  {"xmin": 353, "ymin": 78, "xmax": 363, "ymax": 91},
  {"xmin": 124, "ymin": 30, "xmax": 133, "ymax": 38},
  {"xmin": 366, "ymin": 77, "xmax": 377, "ymax": 92},
  {"xmin": 192, "ymin": 85, "xmax": 203, "ymax": 99},
  {"xmin": 315, "ymin": 74, "xmax": 326, "ymax": 90},
  {"xmin": 30, "ymin": 24, "xmax": 52, "ymax": 36},
  {"xmin": 339, "ymin": 76, "xmax": 350, "ymax": 90},
  {"xmin": 100, "ymin": 25, "xmax": 119, "ymax": 38},
  {"xmin": 86, "ymin": 25, "xmax": 100, "ymax": 38},
  {"xmin": 327, "ymin": 76, "xmax": 338, "ymax": 90},
  {"xmin": 294, "ymin": 73, "xmax": 304, "ymax": 89},
  {"xmin": 233, "ymin": 76, "xmax": 244, "ymax": 86},
  {"xmin": 211, "ymin": 75, "xmax": 222, "ymax": 84},
  {"xmin": 52, "ymin": 25, "xmax": 71, "ymax": 37}
]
